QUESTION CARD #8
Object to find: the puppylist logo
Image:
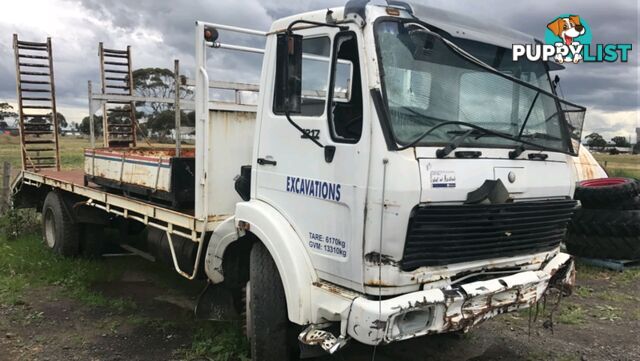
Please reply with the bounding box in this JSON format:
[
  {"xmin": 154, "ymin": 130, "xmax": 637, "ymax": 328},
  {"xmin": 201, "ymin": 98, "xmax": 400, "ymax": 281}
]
[{"xmin": 513, "ymin": 14, "xmax": 632, "ymax": 64}]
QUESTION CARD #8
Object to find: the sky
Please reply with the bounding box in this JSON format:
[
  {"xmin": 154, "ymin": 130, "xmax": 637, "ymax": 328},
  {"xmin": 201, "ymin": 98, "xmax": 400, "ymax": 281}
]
[{"xmin": 0, "ymin": 0, "xmax": 638, "ymax": 142}]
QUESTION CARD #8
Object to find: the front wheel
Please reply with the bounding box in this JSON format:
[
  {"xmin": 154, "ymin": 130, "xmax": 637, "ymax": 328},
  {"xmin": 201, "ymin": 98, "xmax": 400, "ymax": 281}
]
[{"xmin": 247, "ymin": 242, "xmax": 299, "ymax": 361}]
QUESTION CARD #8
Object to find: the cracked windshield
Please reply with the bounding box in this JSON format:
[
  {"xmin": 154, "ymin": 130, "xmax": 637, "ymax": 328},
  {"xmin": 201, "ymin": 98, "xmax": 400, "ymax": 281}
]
[{"xmin": 376, "ymin": 20, "xmax": 585, "ymax": 154}]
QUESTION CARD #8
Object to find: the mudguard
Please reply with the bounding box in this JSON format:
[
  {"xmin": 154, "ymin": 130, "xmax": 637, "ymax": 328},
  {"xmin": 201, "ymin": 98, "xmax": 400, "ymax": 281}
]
[
  {"xmin": 204, "ymin": 216, "xmax": 241, "ymax": 284},
  {"xmin": 206, "ymin": 200, "xmax": 317, "ymax": 324}
]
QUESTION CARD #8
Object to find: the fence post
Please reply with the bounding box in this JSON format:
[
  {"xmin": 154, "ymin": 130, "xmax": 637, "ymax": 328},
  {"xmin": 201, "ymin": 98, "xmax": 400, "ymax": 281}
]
[
  {"xmin": 174, "ymin": 59, "xmax": 181, "ymax": 157},
  {"xmin": 1, "ymin": 162, "xmax": 10, "ymax": 213}
]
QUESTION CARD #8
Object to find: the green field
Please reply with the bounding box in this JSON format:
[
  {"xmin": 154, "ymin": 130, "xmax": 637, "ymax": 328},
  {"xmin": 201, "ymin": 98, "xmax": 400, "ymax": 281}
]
[
  {"xmin": 593, "ymin": 153, "xmax": 640, "ymax": 179},
  {"xmin": 0, "ymin": 225, "xmax": 248, "ymax": 360},
  {"xmin": 0, "ymin": 135, "xmax": 88, "ymax": 170},
  {"xmin": 0, "ymin": 135, "xmax": 191, "ymax": 173}
]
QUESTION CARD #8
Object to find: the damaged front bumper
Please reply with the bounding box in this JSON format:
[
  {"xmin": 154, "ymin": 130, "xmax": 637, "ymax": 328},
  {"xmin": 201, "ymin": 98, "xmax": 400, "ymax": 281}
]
[{"xmin": 304, "ymin": 252, "xmax": 575, "ymax": 349}]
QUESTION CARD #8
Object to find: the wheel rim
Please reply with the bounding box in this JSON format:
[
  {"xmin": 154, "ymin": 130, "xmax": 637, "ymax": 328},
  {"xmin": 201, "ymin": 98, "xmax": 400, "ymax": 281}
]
[
  {"xmin": 580, "ymin": 177, "xmax": 629, "ymax": 188},
  {"xmin": 44, "ymin": 208, "xmax": 56, "ymax": 248},
  {"xmin": 244, "ymin": 281, "xmax": 252, "ymax": 338}
]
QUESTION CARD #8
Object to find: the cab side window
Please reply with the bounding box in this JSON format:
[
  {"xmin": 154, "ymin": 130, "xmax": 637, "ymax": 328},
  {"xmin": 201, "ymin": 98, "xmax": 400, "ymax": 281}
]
[{"xmin": 328, "ymin": 32, "xmax": 363, "ymax": 143}]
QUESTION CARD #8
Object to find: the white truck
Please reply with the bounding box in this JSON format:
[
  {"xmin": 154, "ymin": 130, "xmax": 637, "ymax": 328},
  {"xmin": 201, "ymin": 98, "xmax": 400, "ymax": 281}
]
[{"xmin": 12, "ymin": 2, "xmax": 585, "ymax": 360}]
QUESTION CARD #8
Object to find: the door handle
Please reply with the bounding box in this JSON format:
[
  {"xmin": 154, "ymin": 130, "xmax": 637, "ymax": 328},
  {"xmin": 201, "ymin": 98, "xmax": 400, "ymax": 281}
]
[{"xmin": 257, "ymin": 158, "xmax": 277, "ymax": 166}]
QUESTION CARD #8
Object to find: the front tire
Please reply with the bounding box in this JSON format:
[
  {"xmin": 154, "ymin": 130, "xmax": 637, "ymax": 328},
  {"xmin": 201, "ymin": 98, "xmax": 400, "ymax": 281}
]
[
  {"xmin": 42, "ymin": 191, "xmax": 80, "ymax": 257},
  {"xmin": 248, "ymin": 242, "xmax": 299, "ymax": 361}
]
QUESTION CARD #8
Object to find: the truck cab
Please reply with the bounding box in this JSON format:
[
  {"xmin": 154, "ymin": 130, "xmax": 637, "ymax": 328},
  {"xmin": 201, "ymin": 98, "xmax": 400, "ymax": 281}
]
[{"xmin": 196, "ymin": 1, "xmax": 584, "ymax": 358}]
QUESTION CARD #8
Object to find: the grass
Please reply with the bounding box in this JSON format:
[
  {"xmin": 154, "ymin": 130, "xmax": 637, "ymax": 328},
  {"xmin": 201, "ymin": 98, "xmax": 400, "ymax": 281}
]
[
  {"xmin": 0, "ymin": 213, "xmax": 249, "ymax": 360},
  {"xmin": 0, "ymin": 135, "xmax": 90, "ymax": 170},
  {"xmin": 594, "ymin": 305, "xmax": 621, "ymax": 322},
  {"xmin": 556, "ymin": 303, "xmax": 587, "ymax": 325},
  {"xmin": 592, "ymin": 153, "xmax": 640, "ymax": 179},
  {"xmin": 0, "ymin": 229, "xmax": 131, "ymax": 309},
  {"xmin": 592, "ymin": 153, "xmax": 640, "ymax": 165},
  {"xmin": 0, "ymin": 135, "xmax": 193, "ymax": 172},
  {"xmin": 186, "ymin": 323, "xmax": 250, "ymax": 361},
  {"xmin": 576, "ymin": 262, "xmax": 640, "ymax": 285}
]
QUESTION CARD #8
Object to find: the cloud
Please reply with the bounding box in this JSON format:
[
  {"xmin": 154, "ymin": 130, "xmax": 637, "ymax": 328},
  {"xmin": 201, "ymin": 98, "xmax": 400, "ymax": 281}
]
[{"xmin": 583, "ymin": 108, "xmax": 639, "ymax": 142}]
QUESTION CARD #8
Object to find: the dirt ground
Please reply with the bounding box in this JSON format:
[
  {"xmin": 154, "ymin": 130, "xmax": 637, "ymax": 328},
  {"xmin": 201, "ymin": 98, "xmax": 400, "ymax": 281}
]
[{"xmin": 1, "ymin": 249, "xmax": 638, "ymax": 361}]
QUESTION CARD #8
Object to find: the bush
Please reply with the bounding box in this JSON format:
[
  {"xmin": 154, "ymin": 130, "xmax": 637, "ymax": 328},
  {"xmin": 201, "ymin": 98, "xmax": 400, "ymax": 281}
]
[{"xmin": 0, "ymin": 208, "xmax": 40, "ymax": 239}]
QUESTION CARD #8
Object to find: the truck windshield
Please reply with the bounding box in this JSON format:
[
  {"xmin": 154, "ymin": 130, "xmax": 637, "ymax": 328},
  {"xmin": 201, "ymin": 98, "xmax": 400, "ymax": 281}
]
[{"xmin": 374, "ymin": 20, "xmax": 585, "ymax": 155}]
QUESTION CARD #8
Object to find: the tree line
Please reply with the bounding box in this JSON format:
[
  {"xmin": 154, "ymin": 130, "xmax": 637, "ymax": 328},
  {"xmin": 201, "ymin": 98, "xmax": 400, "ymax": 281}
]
[
  {"xmin": 79, "ymin": 67, "xmax": 195, "ymax": 138},
  {"xmin": 585, "ymin": 133, "xmax": 633, "ymax": 149},
  {"xmin": 1, "ymin": 67, "xmax": 195, "ymax": 138},
  {"xmin": 1, "ymin": 102, "xmax": 67, "ymax": 130}
]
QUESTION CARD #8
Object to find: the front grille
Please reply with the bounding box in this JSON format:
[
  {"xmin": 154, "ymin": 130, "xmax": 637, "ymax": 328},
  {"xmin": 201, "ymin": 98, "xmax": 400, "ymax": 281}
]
[{"xmin": 401, "ymin": 199, "xmax": 578, "ymax": 271}]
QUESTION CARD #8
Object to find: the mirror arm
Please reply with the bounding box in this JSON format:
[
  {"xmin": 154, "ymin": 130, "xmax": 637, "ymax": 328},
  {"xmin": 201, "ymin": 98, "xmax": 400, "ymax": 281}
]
[{"xmin": 285, "ymin": 111, "xmax": 325, "ymax": 148}]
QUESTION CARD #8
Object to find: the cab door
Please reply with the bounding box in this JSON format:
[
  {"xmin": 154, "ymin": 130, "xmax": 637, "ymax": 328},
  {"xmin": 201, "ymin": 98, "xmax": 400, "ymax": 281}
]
[{"xmin": 254, "ymin": 27, "xmax": 370, "ymax": 290}]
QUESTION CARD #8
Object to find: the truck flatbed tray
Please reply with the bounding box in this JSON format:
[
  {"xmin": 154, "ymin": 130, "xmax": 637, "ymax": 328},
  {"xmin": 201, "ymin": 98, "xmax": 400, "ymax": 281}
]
[
  {"xmin": 15, "ymin": 169, "xmax": 221, "ymax": 240},
  {"xmin": 84, "ymin": 148, "xmax": 196, "ymax": 209}
]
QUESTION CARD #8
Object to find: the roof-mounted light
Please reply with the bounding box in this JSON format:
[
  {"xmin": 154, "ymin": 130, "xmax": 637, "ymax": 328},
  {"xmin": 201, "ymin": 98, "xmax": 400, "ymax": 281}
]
[{"xmin": 387, "ymin": 1, "xmax": 414, "ymax": 15}]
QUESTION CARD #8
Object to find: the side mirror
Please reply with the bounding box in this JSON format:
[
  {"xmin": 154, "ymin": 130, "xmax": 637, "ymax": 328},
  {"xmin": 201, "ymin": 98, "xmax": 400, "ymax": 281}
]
[{"xmin": 274, "ymin": 33, "xmax": 303, "ymax": 114}]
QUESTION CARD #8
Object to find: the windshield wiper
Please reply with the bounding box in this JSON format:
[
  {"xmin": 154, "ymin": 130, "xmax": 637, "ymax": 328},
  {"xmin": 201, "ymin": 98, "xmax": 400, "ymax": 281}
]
[
  {"xmin": 436, "ymin": 128, "xmax": 511, "ymax": 158},
  {"xmin": 510, "ymin": 92, "xmax": 540, "ymax": 159},
  {"xmin": 436, "ymin": 129, "xmax": 475, "ymax": 158},
  {"xmin": 396, "ymin": 120, "xmax": 558, "ymax": 155},
  {"xmin": 520, "ymin": 132, "xmax": 563, "ymax": 141},
  {"xmin": 509, "ymin": 133, "xmax": 560, "ymax": 159}
]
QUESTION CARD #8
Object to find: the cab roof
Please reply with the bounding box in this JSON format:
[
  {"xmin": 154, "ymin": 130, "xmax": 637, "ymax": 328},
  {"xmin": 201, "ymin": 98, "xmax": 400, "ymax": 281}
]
[
  {"xmin": 270, "ymin": 2, "xmax": 538, "ymax": 50},
  {"xmin": 409, "ymin": 3, "xmax": 538, "ymax": 50}
]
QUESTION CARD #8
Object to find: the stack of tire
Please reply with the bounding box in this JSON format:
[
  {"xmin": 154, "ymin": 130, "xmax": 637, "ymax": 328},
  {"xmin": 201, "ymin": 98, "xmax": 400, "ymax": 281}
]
[{"xmin": 566, "ymin": 178, "xmax": 640, "ymax": 260}]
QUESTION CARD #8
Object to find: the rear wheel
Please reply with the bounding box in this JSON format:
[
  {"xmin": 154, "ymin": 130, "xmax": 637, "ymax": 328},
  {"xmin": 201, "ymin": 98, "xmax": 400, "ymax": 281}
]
[
  {"xmin": 568, "ymin": 209, "xmax": 640, "ymax": 236},
  {"xmin": 41, "ymin": 191, "xmax": 80, "ymax": 257},
  {"xmin": 566, "ymin": 208, "xmax": 640, "ymax": 259},
  {"xmin": 574, "ymin": 178, "xmax": 640, "ymax": 207},
  {"xmin": 247, "ymin": 242, "xmax": 299, "ymax": 361},
  {"xmin": 565, "ymin": 234, "xmax": 640, "ymax": 260}
]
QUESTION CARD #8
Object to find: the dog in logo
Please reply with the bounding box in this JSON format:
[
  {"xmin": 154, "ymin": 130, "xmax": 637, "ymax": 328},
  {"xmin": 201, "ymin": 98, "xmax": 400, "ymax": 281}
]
[{"xmin": 547, "ymin": 15, "xmax": 586, "ymax": 63}]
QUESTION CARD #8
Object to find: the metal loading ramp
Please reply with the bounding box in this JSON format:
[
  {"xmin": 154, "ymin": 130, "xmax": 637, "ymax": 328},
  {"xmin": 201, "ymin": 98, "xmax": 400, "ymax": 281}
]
[
  {"xmin": 12, "ymin": 34, "xmax": 61, "ymax": 171},
  {"xmin": 99, "ymin": 42, "xmax": 138, "ymax": 148}
]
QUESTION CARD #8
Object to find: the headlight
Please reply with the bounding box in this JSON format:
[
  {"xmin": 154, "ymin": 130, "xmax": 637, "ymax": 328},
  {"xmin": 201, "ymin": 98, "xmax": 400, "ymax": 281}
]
[{"xmin": 387, "ymin": 306, "xmax": 435, "ymax": 340}]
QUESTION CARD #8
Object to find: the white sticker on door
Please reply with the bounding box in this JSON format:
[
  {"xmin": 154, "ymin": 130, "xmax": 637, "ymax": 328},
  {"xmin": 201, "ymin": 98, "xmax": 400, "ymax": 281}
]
[
  {"xmin": 308, "ymin": 232, "xmax": 347, "ymax": 258},
  {"xmin": 431, "ymin": 170, "xmax": 456, "ymax": 188}
]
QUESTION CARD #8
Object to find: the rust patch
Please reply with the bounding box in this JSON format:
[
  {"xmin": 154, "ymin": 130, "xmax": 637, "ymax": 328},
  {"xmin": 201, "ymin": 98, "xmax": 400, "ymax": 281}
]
[
  {"xmin": 577, "ymin": 148, "xmax": 599, "ymax": 180},
  {"xmin": 364, "ymin": 252, "xmax": 398, "ymax": 267},
  {"xmin": 364, "ymin": 279, "xmax": 391, "ymax": 287},
  {"xmin": 313, "ymin": 281, "xmax": 360, "ymax": 299},
  {"xmin": 370, "ymin": 320, "xmax": 387, "ymax": 330},
  {"xmin": 87, "ymin": 147, "xmax": 196, "ymax": 158}
]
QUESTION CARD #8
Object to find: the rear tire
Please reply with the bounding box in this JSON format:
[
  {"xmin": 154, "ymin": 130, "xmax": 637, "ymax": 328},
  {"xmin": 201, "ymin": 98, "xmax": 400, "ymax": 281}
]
[
  {"xmin": 574, "ymin": 178, "xmax": 639, "ymax": 207},
  {"xmin": 248, "ymin": 242, "xmax": 299, "ymax": 361},
  {"xmin": 568, "ymin": 209, "xmax": 640, "ymax": 236},
  {"xmin": 566, "ymin": 208, "xmax": 640, "ymax": 260},
  {"xmin": 41, "ymin": 191, "xmax": 80, "ymax": 257},
  {"xmin": 565, "ymin": 234, "xmax": 640, "ymax": 260},
  {"xmin": 584, "ymin": 195, "xmax": 640, "ymax": 211}
]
